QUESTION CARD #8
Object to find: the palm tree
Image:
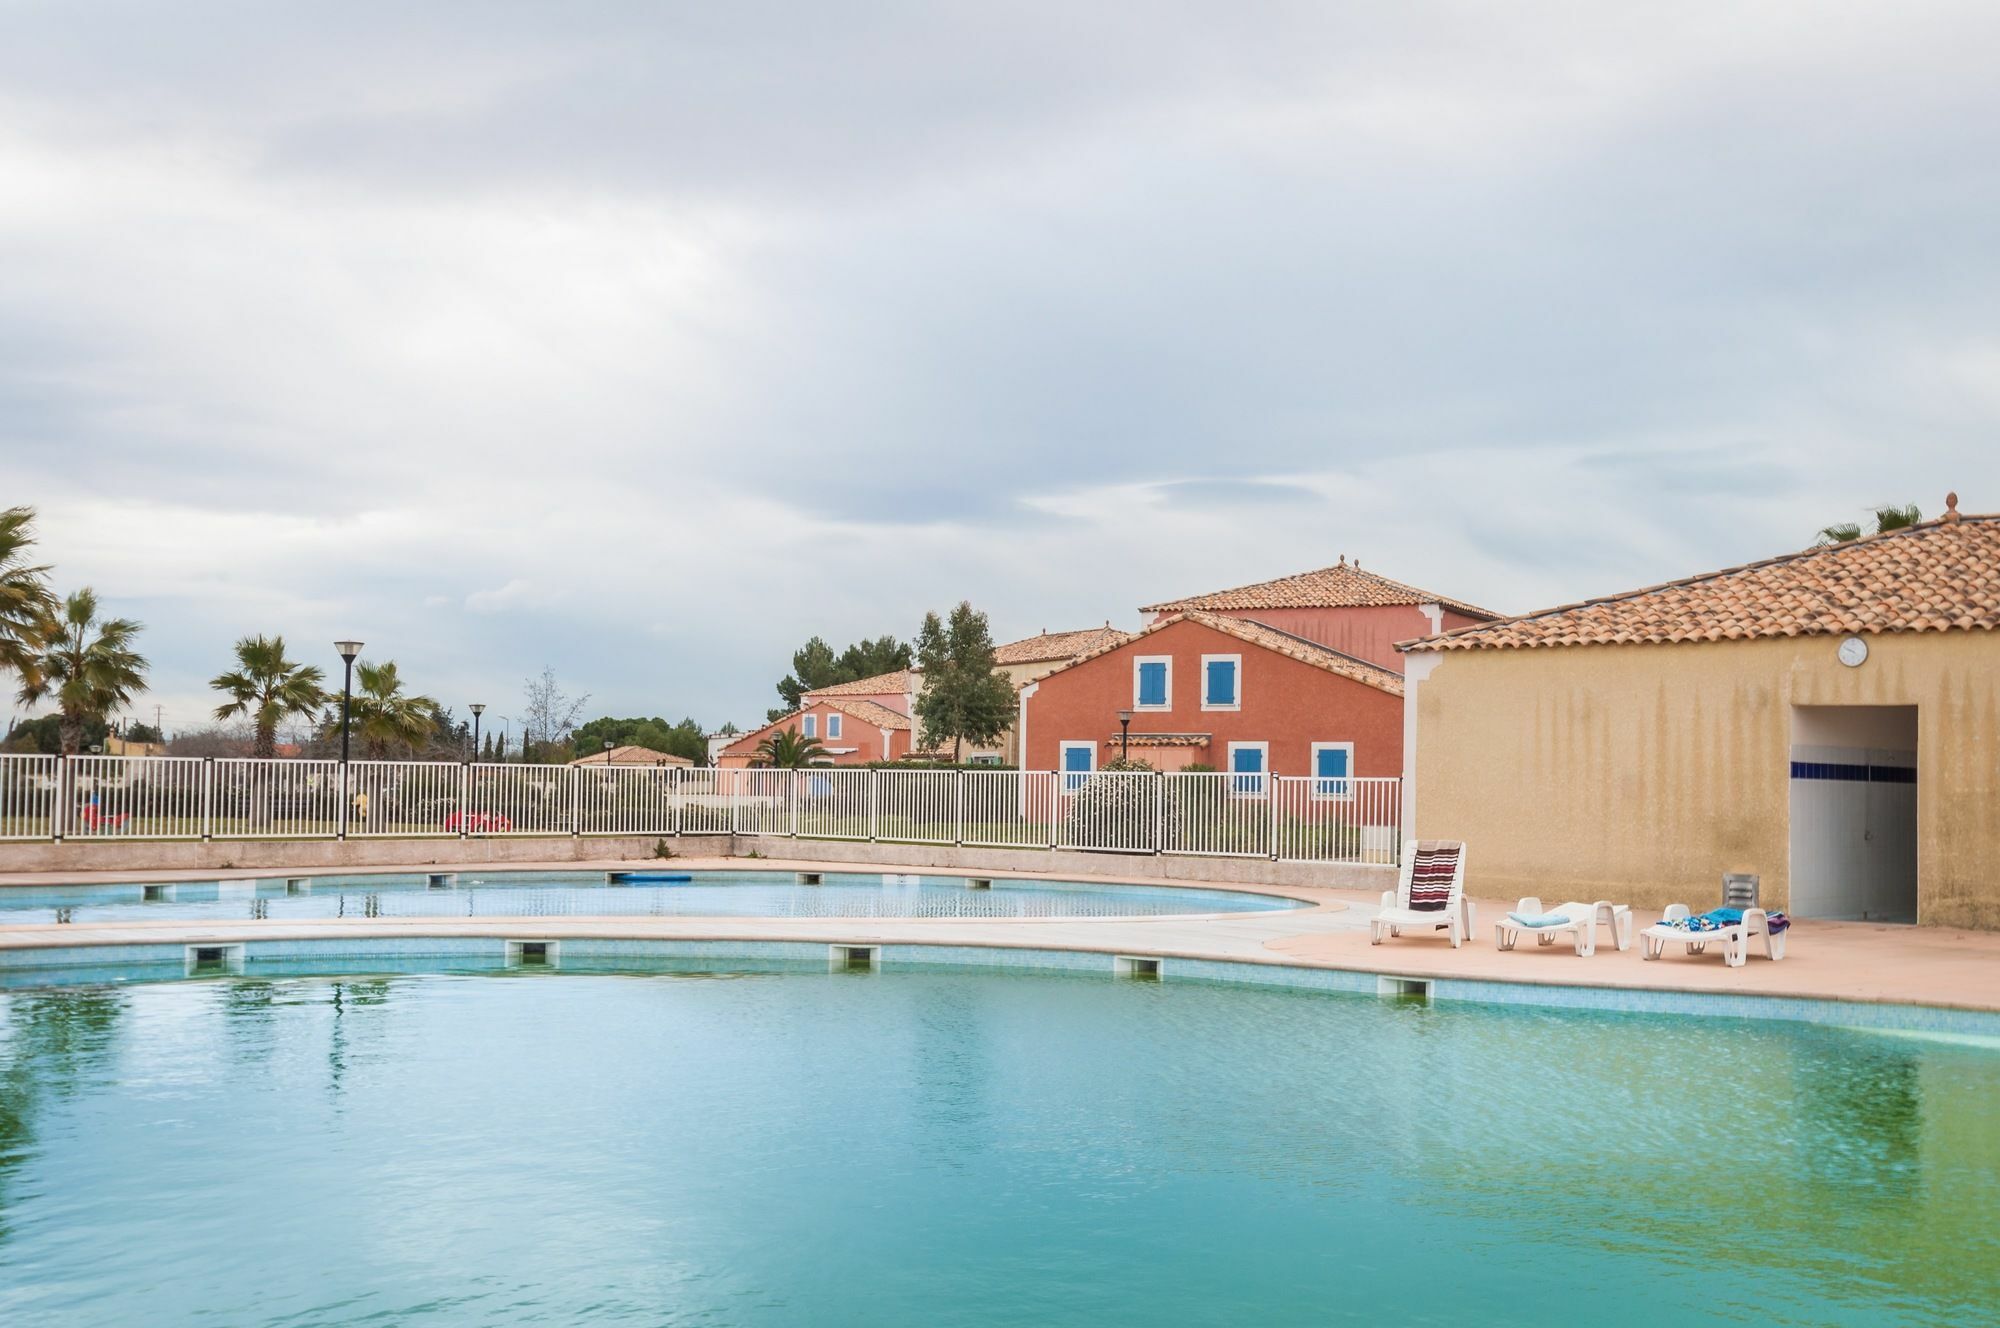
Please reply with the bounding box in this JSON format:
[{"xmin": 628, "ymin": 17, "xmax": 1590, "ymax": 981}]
[
  {"xmin": 351, "ymin": 660, "xmax": 442, "ymax": 757},
  {"xmin": 754, "ymin": 727, "xmax": 831, "ymax": 768},
  {"xmin": 0, "ymin": 506, "xmax": 57, "ymax": 685},
  {"xmin": 17, "ymin": 589, "xmax": 147, "ymax": 754},
  {"xmin": 210, "ymin": 635, "xmax": 329, "ymax": 759},
  {"xmin": 1817, "ymin": 503, "xmax": 1922, "ymax": 546}
]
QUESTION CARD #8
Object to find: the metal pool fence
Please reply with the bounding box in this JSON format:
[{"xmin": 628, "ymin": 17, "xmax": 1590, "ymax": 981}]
[{"xmin": 2, "ymin": 755, "xmax": 1401, "ymax": 865}]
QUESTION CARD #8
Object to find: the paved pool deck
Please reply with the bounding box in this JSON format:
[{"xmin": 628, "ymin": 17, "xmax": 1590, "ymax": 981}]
[{"xmin": 0, "ymin": 855, "xmax": 1995, "ymax": 1014}]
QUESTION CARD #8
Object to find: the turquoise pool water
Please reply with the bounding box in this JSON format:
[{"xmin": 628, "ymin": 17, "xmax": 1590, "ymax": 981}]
[
  {"xmin": 0, "ymin": 967, "xmax": 1994, "ymax": 1325},
  {"xmin": 0, "ymin": 870, "xmax": 1299, "ymax": 924}
]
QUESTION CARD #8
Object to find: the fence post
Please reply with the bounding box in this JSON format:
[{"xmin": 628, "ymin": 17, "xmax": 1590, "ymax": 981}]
[
  {"xmin": 868, "ymin": 768, "xmax": 879, "ymax": 842},
  {"xmin": 790, "ymin": 770, "xmax": 800, "ymax": 840},
  {"xmin": 53, "ymin": 753, "xmax": 67, "ymax": 843},
  {"xmin": 669, "ymin": 767, "xmax": 681, "ymax": 838},
  {"xmin": 954, "ymin": 769, "xmax": 965, "ymax": 847},
  {"xmin": 568, "ymin": 765, "xmax": 580, "ymax": 837},
  {"xmin": 337, "ymin": 759, "xmax": 349, "ymax": 841},
  {"xmin": 201, "ymin": 757, "xmax": 214, "ymax": 841},
  {"xmin": 460, "ymin": 763, "xmax": 471, "ymax": 839},
  {"xmin": 1269, "ymin": 774, "xmax": 1281, "ymax": 860},
  {"xmin": 1153, "ymin": 770, "xmax": 1165, "ymax": 854},
  {"xmin": 1049, "ymin": 769, "xmax": 1059, "ymax": 850}
]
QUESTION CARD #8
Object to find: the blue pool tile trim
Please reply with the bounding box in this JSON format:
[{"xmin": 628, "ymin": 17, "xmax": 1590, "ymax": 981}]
[{"xmin": 2, "ymin": 936, "xmax": 1996, "ymax": 1043}]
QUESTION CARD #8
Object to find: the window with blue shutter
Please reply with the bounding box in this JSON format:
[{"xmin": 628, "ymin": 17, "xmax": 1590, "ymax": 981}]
[
  {"xmin": 801, "ymin": 714, "xmax": 816, "ymax": 739},
  {"xmin": 1204, "ymin": 657, "xmax": 1238, "ymax": 708},
  {"xmin": 1135, "ymin": 658, "xmax": 1169, "ymax": 708},
  {"xmin": 826, "ymin": 713, "xmax": 843, "ymax": 741},
  {"xmin": 1061, "ymin": 742, "xmax": 1096, "ymax": 791},
  {"xmin": 1229, "ymin": 743, "xmax": 1266, "ymax": 795},
  {"xmin": 1313, "ymin": 743, "xmax": 1353, "ymax": 799}
]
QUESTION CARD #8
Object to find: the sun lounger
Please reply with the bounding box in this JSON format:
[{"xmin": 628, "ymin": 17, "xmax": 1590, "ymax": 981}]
[
  {"xmin": 1639, "ymin": 905, "xmax": 1789, "ymax": 967},
  {"xmin": 1371, "ymin": 840, "xmax": 1474, "ymax": 948},
  {"xmin": 1494, "ymin": 898, "xmax": 1633, "ymax": 956}
]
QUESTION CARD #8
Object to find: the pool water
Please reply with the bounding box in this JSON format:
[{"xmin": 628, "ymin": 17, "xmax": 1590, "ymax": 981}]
[
  {"xmin": 0, "ymin": 870, "xmax": 1300, "ymax": 924},
  {"xmin": 1, "ymin": 968, "xmax": 1994, "ymax": 1325}
]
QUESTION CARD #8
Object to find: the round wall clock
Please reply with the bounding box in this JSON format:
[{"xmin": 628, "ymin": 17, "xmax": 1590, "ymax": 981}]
[{"xmin": 1838, "ymin": 636, "xmax": 1869, "ymax": 667}]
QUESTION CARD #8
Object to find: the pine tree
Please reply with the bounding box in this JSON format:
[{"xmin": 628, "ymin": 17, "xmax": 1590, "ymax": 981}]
[{"xmin": 913, "ymin": 602, "xmax": 1015, "ymax": 764}]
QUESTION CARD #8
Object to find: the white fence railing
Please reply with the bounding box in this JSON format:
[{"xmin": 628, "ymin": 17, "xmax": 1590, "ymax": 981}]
[
  {"xmin": 0, "ymin": 754, "xmax": 59, "ymax": 841},
  {"xmin": 212, "ymin": 758, "xmax": 342, "ymax": 839},
  {"xmin": 3, "ymin": 755, "xmax": 1401, "ymax": 865}
]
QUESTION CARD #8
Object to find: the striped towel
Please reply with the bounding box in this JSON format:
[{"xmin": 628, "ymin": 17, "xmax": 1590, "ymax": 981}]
[{"xmin": 1406, "ymin": 843, "xmax": 1460, "ymax": 911}]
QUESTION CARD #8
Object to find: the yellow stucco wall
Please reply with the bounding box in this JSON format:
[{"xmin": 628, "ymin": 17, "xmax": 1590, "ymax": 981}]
[{"xmin": 1409, "ymin": 632, "xmax": 2000, "ymax": 929}]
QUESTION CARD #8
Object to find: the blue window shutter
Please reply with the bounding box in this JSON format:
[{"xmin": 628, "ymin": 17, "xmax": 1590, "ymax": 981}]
[
  {"xmin": 1065, "ymin": 746, "xmax": 1093, "ymax": 771},
  {"xmin": 1138, "ymin": 661, "xmax": 1167, "ymax": 706},
  {"xmin": 1232, "ymin": 747, "xmax": 1262, "ymax": 772},
  {"xmin": 1207, "ymin": 659, "xmax": 1236, "ymax": 705},
  {"xmin": 1316, "ymin": 748, "xmax": 1348, "ymax": 779}
]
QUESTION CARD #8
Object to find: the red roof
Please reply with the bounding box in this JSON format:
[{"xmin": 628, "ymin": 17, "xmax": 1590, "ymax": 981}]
[{"xmin": 1407, "ymin": 500, "xmax": 2000, "ymax": 652}]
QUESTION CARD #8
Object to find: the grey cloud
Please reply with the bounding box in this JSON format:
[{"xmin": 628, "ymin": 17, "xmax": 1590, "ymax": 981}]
[{"xmin": 3, "ymin": 2, "xmax": 1998, "ymax": 726}]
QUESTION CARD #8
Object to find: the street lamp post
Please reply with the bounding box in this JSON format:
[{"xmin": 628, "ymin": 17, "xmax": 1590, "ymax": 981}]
[
  {"xmin": 469, "ymin": 703, "xmax": 485, "ymax": 761},
  {"xmin": 335, "ymin": 641, "xmax": 363, "ymax": 765},
  {"xmin": 603, "ymin": 739, "xmax": 615, "ymax": 765},
  {"xmin": 1116, "ymin": 709, "xmax": 1132, "ymax": 764},
  {"xmin": 335, "ymin": 640, "xmax": 363, "ymax": 838}
]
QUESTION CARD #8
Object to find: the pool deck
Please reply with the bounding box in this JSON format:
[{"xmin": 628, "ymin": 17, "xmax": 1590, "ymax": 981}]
[{"xmin": 0, "ymin": 855, "xmax": 1995, "ymax": 1014}]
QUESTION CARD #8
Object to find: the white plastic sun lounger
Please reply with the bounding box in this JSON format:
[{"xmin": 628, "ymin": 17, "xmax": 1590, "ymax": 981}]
[
  {"xmin": 1493, "ymin": 898, "xmax": 1633, "ymax": 957},
  {"xmin": 1371, "ymin": 840, "xmax": 1474, "ymax": 948},
  {"xmin": 1639, "ymin": 905, "xmax": 1788, "ymax": 968}
]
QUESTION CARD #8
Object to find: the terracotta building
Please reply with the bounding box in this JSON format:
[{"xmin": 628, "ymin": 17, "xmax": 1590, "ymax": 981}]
[
  {"xmin": 1018, "ymin": 611, "xmax": 1405, "ymax": 785},
  {"xmin": 1141, "ymin": 558, "xmax": 1496, "ymax": 673}
]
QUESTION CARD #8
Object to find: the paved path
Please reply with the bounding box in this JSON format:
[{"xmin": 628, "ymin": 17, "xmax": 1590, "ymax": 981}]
[{"xmin": 2, "ymin": 855, "xmax": 1995, "ymax": 1013}]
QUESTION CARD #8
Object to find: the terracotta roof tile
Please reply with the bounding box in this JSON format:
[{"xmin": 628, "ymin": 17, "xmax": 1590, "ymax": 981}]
[
  {"xmin": 994, "ymin": 625, "xmax": 1133, "ymax": 664},
  {"xmin": 1055, "ymin": 609, "xmax": 1405, "ymax": 697},
  {"xmin": 1406, "ymin": 507, "xmax": 2000, "ymax": 652},
  {"xmin": 804, "ymin": 669, "xmax": 914, "ymax": 699},
  {"xmin": 1142, "ymin": 559, "xmax": 1496, "ymax": 619},
  {"xmin": 566, "ymin": 744, "xmax": 693, "ymax": 767},
  {"xmin": 822, "ymin": 698, "xmax": 912, "ymax": 731}
]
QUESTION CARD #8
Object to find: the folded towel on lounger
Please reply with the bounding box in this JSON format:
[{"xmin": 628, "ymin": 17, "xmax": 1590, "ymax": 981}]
[{"xmin": 1507, "ymin": 912, "xmax": 1571, "ymax": 929}]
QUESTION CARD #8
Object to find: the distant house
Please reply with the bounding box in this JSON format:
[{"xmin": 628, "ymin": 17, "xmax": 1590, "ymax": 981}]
[
  {"xmin": 803, "ymin": 669, "xmax": 919, "ymax": 716},
  {"xmin": 1018, "ymin": 610, "xmax": 1404, "ymax": 786},
  {"xmin": 1401, "ymin": 496, "xmax": 2000, "ymax": 928},
  {"xmin": 566, "ymin": 744, "xmax": 694, "ymax": 768},
  {"xmin": 715, "ymin": 693, "xmax": 916, "ymax": 768},
  {"xmin": 733, "ymin": 630, "xmax": 1134, "ymax": 767},
  {"xmin": 1140, "ymin": 557, "xmax": 1496, "ymax": 673}
]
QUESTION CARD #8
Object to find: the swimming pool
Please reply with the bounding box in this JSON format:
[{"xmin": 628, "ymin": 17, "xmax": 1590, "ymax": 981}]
[
  {"xmin": 0, "ymin": 869, "xmax": 1301, "ymax": 925},
  {"xmin": 0, "ymin": 965, "xmax": 1993, "ymax": 1325}
]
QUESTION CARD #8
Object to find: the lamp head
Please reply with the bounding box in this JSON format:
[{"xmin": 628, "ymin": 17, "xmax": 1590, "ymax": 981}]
[
  {"xmin": 469, "ymin": 703, "xmax": 485, "ymax": 717},
  {"xmin": 335, "ymin": 640, "xmax": 363, "ymax": 662}
]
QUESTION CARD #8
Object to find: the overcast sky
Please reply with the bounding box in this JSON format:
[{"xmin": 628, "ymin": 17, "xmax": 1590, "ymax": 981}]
[{"xmin": 5, "ymin": 1, "xmax": 1997, "ymax": 734}]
